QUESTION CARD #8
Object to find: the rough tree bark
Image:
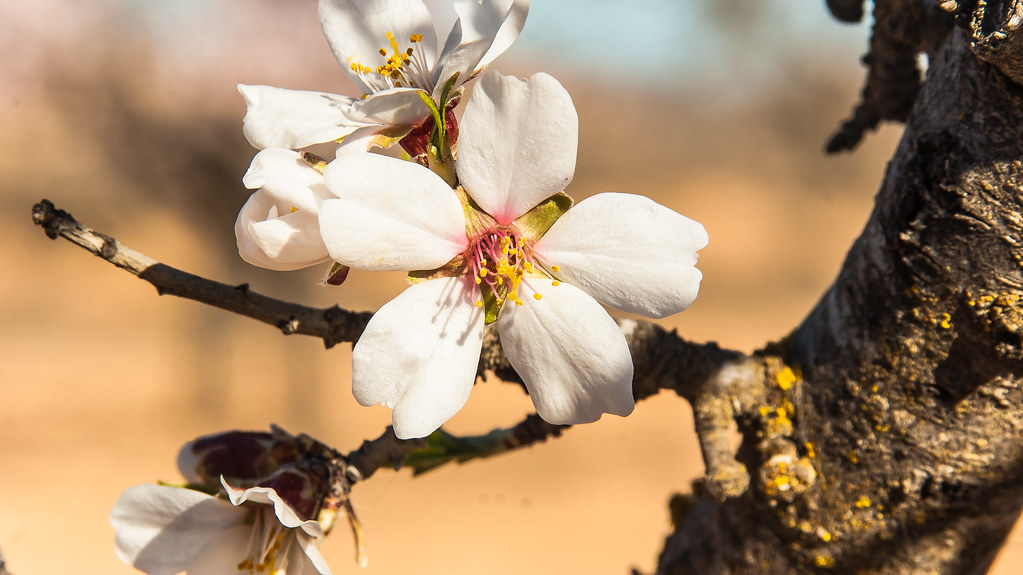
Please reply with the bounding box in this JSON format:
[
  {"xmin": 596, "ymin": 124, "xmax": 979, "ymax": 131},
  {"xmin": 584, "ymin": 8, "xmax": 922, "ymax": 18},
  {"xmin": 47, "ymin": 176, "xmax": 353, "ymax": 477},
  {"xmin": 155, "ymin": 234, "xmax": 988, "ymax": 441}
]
[{"xmin": 655, "ymin": 2, "xmax": 1023, "ymax": 574}]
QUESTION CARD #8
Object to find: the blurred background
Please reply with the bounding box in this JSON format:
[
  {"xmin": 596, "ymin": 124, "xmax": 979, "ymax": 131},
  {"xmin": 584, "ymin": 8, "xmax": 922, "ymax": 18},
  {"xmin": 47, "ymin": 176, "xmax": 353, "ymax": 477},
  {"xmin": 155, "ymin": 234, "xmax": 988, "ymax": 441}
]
[{"xmin": 3, "ymin": 0, "xmax": 1019, "ymax": 573}]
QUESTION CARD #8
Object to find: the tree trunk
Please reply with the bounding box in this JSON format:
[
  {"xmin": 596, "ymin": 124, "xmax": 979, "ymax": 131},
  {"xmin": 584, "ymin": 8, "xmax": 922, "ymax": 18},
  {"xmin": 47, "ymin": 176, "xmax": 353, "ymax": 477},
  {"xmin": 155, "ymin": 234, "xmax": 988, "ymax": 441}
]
[{"xmin": 656, "ymin": 12, "xmax": 1023, "ymax": 575}]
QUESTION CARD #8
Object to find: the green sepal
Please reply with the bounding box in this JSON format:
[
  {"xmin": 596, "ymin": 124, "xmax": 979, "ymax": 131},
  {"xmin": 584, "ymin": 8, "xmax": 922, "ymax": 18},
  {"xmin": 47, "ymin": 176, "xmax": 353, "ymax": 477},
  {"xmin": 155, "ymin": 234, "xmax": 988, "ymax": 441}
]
[
  {"xmin": 513, "ymin": 192, "xmax": 574, "ymax": 241},
  {"xmin": 416, "ymin": 90, "xmax": 443, "ymax": 130},
  {"xmin": 480, "ymin": 284, "xmax": 502, "ymax": 325},
  {"xmin": 369, "ymin": 125, "xmax": 413, "ymax": 150},
  {"xmin": 408, "ymin": 255, "xmax": 464, "ymax": 284},
  {"xmin": 438, "ymin": 72, "xmax": 461, "ymax": 114},
  {"xmin": 403, "ymin": 427, "xmax": 508, "ymax": 476},
  {"xmin": 455, "ymin": 185, "xmax": 497, "ymax": 237},
  {"xmin": 426, "ymin": 144, "xmax": 457, "ymax": 187},
  {"xmin": 325, "ymin": 262, "xmax": 350, "ymax": 286}
]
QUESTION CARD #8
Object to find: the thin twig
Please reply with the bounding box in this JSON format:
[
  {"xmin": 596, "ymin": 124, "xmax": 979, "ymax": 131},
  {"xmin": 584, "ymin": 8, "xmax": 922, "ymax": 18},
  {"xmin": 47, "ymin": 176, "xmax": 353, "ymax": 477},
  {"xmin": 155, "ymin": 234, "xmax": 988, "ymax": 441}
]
[
  {"xmin": 343, "ymin": 416, "xmax": 567, "ymax": 481},
  {"xmin": 31, "ymin": 199, "xmax": 371, "ymax": 349},
  {"xmin": 826, "ymin": 0, "xmax": 954, "ymax": 153}
]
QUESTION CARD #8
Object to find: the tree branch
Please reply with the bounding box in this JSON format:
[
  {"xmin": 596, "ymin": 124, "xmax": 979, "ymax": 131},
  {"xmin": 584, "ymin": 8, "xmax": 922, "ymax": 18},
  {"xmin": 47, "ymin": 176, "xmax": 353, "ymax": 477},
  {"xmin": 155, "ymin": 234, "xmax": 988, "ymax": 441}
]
[
  {"xmin": 32, "ymin": 197, "xmax": 764, "ymax": 497},
  {"xmin": 826, "ymin": 0, "xmax": 954, "ymax": 153},
  {"xmin": 31, "ymin": 199, "xmax": 372, "ymax": 349}
]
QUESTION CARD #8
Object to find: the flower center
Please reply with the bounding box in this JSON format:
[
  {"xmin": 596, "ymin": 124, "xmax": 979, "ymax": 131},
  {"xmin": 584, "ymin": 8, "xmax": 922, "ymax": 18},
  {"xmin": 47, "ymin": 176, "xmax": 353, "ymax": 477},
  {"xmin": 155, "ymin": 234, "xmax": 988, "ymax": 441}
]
[
  {"xmin": 467, "ymin": 228, "xmax": 550, "ymax": 308},
  {"xmin": 349, "ymin": 31, "xmax": 433, "ymax": 93}
]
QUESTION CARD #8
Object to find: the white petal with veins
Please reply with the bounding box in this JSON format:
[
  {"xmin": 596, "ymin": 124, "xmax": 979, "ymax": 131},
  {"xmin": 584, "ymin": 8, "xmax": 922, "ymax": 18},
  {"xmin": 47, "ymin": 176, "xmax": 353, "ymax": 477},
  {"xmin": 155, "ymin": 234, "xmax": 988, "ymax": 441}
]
[
  {"xmin": 498, "ymin": 278, "xmax": 635, "ymax": 424},
  {"xmin": 319, "ymin": 0, "xmax": 438, "ymax": 94},
  {"xmin": 456, "ymin": 71, "xmax": 578, "ymax": 224},
  {"xmin": 239, "ymin": 85, "xmax": 359, "ymax": 149},
  {"xmin": 320, "ymin": 154, "xmax": 467, "ymax": 271},
  {"xmin": 236, "ymin": 191, "xmax": 331, "ymax": 271},
  {"xmin": 110, "ymin": 485, "xmax": 243, "ymax": 575},
  {"xmin": 352, "ymin": 277, "xmax": 484, "ymax": 438},
  {"xmin": 534, "ymin": 193, "xmax": 708, "ymax": 318}
]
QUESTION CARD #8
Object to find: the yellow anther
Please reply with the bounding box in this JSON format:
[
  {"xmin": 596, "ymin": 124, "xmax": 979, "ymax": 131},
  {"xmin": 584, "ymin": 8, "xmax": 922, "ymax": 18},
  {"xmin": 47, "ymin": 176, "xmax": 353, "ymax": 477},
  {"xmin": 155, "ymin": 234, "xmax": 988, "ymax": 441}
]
[
  {"xmin": 515, "ymin": 299, "xmax": 524, "ymax": 306},
  {"xmin": 410, "ymin": 33, "xmax": 423, "ymax": 42},
  {"xmin": 475, "ymin": 300, "xmax": 483, "ymax": 307},
  {"xmin": 289, "ymin": 206, "xmax": 298, "ymax": 213},
  {"xmin": 552, "ymin": 265, "xmax": 560, "ymax": 272},
  {"xmin": 379, "ymin": 48, "xmax": 387, "ymax": 56},
  {"xmin": 552, "ymin": 281, "xmax": 560, "ymax": 286},
  {"xmin": 475, "ymin": 277, "xmax": 482, "ymax": 284},
  {"xmin": 533, "ymin": 293, "xmax": 542, "ymax": 300},
  {"xmin": 479, "ymin": 268, "xmax": 488, "ymax": 277}
]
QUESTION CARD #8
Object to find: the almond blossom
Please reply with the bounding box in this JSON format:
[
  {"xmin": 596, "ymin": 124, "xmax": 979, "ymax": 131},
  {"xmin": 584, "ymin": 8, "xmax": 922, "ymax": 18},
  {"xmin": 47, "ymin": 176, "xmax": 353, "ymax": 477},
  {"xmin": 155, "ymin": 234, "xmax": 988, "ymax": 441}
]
[
  {"xmin": 235, "ymin": 148, "xmax": 335, "ymax": 271},
  {"xmin": 317, "ymin": 70, "xmax": 708, "ymax": 439},
  {"xmin": 239, "ymin": 0, "xmax": 529, "ymax": 151},
  {"xmin": 110, "ymin": 478, "xmax": 330, "ymax": 575}
]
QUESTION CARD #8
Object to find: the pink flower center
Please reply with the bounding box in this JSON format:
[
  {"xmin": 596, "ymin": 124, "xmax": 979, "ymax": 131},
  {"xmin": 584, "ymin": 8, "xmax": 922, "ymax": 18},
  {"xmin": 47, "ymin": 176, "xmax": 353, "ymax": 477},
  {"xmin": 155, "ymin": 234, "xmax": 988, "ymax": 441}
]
[{"xmin": 466, "ymin": 227, "xmax": 548, "ymax": 307}]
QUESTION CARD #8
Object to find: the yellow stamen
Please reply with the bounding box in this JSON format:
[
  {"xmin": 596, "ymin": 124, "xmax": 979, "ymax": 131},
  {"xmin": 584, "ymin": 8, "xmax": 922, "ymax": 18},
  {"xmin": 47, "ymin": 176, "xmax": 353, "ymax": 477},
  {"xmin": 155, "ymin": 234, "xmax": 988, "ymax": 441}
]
[
  {"xmin": 551, "ymin": 265, "xmax": 560, "ymax": 272},
  {"xmin": 533, "ymin": 293, "xmax": 542, "ymax": 301}
]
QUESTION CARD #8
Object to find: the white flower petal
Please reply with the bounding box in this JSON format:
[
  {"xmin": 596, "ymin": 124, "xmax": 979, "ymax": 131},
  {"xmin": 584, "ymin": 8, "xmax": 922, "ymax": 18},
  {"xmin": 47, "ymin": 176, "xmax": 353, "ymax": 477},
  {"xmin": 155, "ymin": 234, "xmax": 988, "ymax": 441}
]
[
  {"xmin": 320, "ymin": 154, "xmax": 467, "ymax": 271},
  {"xmin": 318, "ymin": 0, "xmax": 438, "ymax": 93},
  {"xmin": 243, "ymin": 149, "xmax": 333, "ymax": 214},
  {"xmin": 352, "ymin": 277, "xmax": 484, "ymax": 439},
  {"xmin": 343, "ymin": 87, "xmax": 432, "ymax": 126},
  {"xmin": 422, "ymin": 0, "xmax": 458, "ymax": 40},
  {"xmin": 110, "ymin": 485, "xmax": 243, "ymax": 575},
  {"xmin": 478, "ymin": 0, "xmax": 529, "ymax": 69},
  {"xmin": 295, "ymin": 533, "xmax": 334, "ymax": 575},
  {"xmin": 533, "ymin": 193, "xmax": 709, "ymax": 318},
  {"xmin": 251, "ymin": 212, "xmax": 327, "ymax": 262},
  {"xmin": 456, "ymin": 71, "xmax": 578, "ymax": 224},
  {"xmin": 332, "ymin": 125, "xmax": 413, "ymax": 160},
  {"xmin": 221, "ymin": 479, "xmax": 323, "ymax": 537},
  {"xmin": 431, "ymin": 0, "xmax": 515, "ymax": 100},
  {"xmin": 180, "ymin": 524, "xmax": 252, "ymax": 575},
  {"xmin": 497, "ymin": 279, "xmax": 635, "ymax": 424},
  {"xmin": 239, "ymin": 85, "xmax": 360, "ymax": 149},
  {"xmin": 235, "ymin": 191, "xmax": 331, "ymax": 271}
]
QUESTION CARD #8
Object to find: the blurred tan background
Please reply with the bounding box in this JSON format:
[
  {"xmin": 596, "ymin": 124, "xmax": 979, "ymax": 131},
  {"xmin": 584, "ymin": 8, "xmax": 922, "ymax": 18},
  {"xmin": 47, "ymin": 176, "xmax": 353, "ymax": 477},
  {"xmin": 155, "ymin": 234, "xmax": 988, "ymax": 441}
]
[{"xmin": 3, "ymin": 1, "xmax": 1020, "ymax": 573}]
